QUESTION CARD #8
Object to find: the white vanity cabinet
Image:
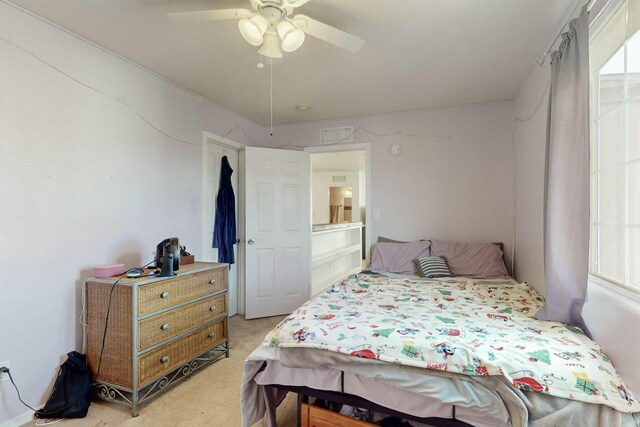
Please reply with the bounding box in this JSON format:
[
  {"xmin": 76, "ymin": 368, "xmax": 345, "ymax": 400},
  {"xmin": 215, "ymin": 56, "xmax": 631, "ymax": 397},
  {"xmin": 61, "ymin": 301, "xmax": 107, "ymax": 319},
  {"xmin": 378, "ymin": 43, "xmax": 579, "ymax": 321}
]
[{"xmin": 311, "ymin": 222, "xmax": 362, "ymax": 296}]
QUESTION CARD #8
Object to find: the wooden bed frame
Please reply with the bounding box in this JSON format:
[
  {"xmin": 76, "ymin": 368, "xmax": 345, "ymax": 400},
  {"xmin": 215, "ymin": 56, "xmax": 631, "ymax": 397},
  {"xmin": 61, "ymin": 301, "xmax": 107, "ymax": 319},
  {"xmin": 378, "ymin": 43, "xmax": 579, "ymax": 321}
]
[{"xmin": 273, "ymin": 383, "xmax": 475, "ymax": 427}]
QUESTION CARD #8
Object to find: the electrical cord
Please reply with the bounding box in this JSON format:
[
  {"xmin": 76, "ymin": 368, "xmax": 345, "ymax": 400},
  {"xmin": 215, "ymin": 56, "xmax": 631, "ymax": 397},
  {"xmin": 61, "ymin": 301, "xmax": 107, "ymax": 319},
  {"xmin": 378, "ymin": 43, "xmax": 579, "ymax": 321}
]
[
  {"xmin": 95, "ymin": 274, "xmax": 125, "ymax": 376},
  {"xmin": 0, "ymin": 31, "xmax": 261, "ymax": 145},
  {"xmin": 2, "ymin": 368, "xmax": 63, "ymax": 424},
  {"xmin": 2, "ymin": 368, "xmax": 37, "ymax": 412},
  {"xmin": 275, "ymin": 125, "xmax": 452, "ymax": 150},
  {"xmin": 96, "ymin": 260, "xmax": 155, "ymax": 376},
  {"xmin": 35, "ymin": 419, "xmax": 62, "ymax": 426},
  {"xmin": 3, "ymin": 262, "xmax": 160, "ymax": 417},
  {"xmin": 510, "ymin": 76, "xmax": 551, "ymax": 279},
  {"xmin": 80, "ymin": 281, "xmax": 88, "ymax": 355}
]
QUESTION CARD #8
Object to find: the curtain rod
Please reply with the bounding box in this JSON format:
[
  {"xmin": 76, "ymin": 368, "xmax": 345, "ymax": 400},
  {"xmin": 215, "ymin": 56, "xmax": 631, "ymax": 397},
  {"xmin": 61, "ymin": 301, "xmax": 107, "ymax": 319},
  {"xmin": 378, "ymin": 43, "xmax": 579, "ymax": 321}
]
[{"xmin": 535, "ymin": 0, "xmax": 598, "ymax": 66}]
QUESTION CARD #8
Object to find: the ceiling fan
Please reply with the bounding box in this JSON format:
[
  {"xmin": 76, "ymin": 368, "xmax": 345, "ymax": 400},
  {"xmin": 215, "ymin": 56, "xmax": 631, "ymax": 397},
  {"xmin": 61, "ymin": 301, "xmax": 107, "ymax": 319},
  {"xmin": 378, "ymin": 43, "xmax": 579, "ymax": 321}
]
[{"xmin": 168, "ymin": 0, "xmax": 365, "ymax": 59}]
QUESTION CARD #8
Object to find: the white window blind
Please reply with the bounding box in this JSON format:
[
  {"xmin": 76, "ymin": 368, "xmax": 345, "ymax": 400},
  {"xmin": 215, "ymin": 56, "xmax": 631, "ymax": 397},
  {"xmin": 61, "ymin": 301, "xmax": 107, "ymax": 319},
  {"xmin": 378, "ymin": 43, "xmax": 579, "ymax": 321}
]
[{"xmin": 590, "ymin": 0, "xmax": 640, "ymax": 292}]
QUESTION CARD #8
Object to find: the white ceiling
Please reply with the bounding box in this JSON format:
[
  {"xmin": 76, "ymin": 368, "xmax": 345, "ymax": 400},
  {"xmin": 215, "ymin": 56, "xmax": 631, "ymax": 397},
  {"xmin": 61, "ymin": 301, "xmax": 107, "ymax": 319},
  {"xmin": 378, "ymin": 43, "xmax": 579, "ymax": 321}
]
[{"xmin": 11, "ymin": 0, "xmax": 570, "ymax": 125}]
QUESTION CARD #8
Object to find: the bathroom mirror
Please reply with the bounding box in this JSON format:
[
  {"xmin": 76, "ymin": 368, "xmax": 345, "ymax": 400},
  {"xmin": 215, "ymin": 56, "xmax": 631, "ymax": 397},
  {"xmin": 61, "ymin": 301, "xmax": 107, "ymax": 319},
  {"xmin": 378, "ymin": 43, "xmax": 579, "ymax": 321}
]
[{"xmin": 329, "ymin": 186, "xmax": 352, "ymax": 223}]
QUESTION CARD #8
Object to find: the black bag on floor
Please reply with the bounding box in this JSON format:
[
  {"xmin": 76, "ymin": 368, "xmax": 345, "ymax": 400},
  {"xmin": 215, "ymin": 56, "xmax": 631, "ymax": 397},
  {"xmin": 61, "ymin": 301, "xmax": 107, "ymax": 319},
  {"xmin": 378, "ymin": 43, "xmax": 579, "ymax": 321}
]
[{"xmin": 34, "ymin": 351, "xmax": 92, "ymax": 419}]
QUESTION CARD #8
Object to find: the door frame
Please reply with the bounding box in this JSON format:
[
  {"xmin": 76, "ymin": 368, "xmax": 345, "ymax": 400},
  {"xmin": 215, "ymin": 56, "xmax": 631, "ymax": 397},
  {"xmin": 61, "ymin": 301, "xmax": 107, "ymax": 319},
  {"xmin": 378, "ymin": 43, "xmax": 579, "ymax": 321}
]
[
  {"xmin": 304, "ymin": 143, "xmax": 372, "ymax": 263},
  {"xmin": 202, "ymin": 130, "xmax": 245, "ymax": 316}
]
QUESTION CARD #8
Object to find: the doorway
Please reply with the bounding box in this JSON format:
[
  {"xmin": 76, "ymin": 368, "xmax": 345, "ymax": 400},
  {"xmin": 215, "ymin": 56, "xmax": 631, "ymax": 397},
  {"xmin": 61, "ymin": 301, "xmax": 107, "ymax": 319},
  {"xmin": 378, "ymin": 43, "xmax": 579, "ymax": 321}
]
[
  {"xmin": 307, "ymin": 144, "xmax": 371, "ymax": 262},
  {"xmin": 202, "ymin": 131, "xmax": 244, "ymax": 317}
]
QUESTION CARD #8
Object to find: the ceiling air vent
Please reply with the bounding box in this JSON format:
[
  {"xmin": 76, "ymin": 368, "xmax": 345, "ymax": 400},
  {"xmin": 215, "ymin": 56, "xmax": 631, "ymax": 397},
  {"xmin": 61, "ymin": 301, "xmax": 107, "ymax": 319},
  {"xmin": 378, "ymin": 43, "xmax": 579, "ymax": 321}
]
[
  {"xmin": 319, "ymin": 126, "xmax": 354, "ymax": 145},
  {"xmin": 332, "ymin": 175, "xmax": 347, "ymax": 183}
]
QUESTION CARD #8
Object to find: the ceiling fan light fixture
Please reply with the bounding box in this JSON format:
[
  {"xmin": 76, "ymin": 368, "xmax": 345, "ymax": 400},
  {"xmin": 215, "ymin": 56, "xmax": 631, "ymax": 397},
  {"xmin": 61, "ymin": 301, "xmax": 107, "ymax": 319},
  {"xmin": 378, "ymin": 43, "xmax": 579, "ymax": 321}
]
[
  {"xmin": 258, "ymin": 30, "xmax": 283, "ymax": 58},
  {"xmin": 238, "ymin": 15, "xmax": 268, "ymax": 46},
  {"xmin": 277, "ymin": 21, "xmax": 305, "ymax": 52}
]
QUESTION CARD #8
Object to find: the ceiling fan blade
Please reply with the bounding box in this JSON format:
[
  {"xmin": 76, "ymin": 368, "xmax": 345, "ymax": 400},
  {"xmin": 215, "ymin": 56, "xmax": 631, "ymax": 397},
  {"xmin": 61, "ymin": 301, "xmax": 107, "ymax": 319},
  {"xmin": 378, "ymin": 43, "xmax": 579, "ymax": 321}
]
[
  {"xmin": 292, "ymin": 14, "xmax": 364, "ymax": 53},
  {"xmin": 168, "ymin": 8, "xmax": 254, "ymax": 22}
]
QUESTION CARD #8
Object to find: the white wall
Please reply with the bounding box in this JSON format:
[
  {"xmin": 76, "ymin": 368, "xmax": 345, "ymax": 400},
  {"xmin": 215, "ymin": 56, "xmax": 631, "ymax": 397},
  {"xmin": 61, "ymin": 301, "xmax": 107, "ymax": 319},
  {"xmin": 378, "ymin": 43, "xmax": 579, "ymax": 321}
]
[
  {"xmin": 271, "ymin": 102, "xmax": 516, "ymax": 263},
  {"xmin": 513, "ymin": 56, "xmax": 640, "ymax": 395},
  {"xmin": 513, "ymin": 64, "xmax": 550, "ymax": 294},
  {"xmin": 0, "ymin": 3, "xmax": 264, "ymax": 423}
]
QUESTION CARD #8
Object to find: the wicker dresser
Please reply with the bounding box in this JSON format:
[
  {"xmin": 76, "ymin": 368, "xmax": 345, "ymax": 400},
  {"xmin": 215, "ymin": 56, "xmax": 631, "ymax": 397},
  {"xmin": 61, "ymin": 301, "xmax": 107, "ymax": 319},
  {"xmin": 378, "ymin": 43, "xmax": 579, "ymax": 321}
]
[{"xmin": 84, "ymin": 262, "xmax": 228, "ymax": 416}]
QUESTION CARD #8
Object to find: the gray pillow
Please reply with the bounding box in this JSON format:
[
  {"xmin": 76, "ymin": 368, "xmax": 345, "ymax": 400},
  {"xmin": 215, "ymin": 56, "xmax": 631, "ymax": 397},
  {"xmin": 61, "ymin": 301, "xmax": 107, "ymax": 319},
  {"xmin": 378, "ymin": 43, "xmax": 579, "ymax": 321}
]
[
  {"xmin": 368, "ymin": 241, "xmax": 431, "ymax": 274},
  {"xmin": 430, "ymin": 240, "xmax": 508, "ymax": 279}
]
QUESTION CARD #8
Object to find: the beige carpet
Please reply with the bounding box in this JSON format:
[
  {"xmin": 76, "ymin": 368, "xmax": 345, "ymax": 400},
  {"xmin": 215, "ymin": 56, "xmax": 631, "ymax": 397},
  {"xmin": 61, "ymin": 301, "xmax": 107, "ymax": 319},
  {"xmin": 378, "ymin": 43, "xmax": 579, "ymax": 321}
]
[{"xmin": 23, "ymin": 315, "xmax": 297, "ymax": 427}]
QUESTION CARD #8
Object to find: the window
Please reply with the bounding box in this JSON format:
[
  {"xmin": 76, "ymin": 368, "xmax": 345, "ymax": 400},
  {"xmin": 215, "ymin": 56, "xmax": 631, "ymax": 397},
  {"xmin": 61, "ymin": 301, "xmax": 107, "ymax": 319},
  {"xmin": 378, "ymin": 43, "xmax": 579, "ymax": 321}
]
[{"xmin": 590, "ymin": 0, "xmax": 640, "ymax": 291}]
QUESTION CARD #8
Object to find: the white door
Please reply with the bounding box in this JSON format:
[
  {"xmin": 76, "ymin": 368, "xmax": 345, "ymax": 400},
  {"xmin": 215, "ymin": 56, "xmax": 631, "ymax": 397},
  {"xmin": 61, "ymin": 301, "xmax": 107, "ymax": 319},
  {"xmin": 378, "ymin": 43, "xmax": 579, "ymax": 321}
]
[
  {"xmin": 243, "ymin": 147, "xmax": 310, "ymax": 319},
  {"xmin": 204, "ymin": 141, "xmax": 239, "ymax": 316}
]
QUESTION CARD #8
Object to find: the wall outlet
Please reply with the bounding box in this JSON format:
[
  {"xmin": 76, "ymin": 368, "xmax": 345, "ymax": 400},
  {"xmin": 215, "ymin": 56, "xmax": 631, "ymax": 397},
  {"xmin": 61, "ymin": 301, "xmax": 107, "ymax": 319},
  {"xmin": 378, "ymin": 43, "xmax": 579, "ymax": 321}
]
[{"xmin": 0, "ymin": 360, "xmax": 9, "ymax": 383}]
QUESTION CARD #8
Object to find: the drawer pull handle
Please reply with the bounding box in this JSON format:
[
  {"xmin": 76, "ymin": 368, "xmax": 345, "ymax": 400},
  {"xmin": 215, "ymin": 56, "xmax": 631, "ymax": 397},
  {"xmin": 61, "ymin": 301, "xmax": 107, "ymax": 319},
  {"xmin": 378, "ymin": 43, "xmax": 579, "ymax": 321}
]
[
  {"xmin": 161, "ymin": 323, "xmax": 169, "ymax": 331},
  {"xmin": 209, "ymin": 279, "xmax": 216, "ymax": 284},
  {"xmin": 208, "ymin": 333, "xmax": 216, "ymax": 339},
  {"xmin": 210, "ymin": 305, "xmax": 217, "ymax": 311},
  {"xmin": 160, "ymin": 356, "xmax": 170, "ymax": 364},
  {"xmin": 160, "ymin": 291, "xmax": 169, "ymax": 299}
]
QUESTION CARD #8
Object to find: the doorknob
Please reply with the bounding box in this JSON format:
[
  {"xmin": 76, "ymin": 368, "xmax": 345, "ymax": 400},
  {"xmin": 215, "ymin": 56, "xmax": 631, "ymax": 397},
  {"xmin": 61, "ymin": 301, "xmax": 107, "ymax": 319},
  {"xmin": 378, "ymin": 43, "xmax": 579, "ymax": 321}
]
[{"xmin": 247, "ymin": 239, "xmax": 255, "ymax": 245}]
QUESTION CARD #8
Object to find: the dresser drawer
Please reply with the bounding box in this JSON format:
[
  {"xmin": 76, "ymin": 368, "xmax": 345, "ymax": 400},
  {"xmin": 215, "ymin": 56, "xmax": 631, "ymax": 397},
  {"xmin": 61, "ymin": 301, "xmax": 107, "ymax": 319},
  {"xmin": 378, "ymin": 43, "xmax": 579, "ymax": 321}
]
[
  {"xmin": 138, "ymin": 268, "xmax": 227, "ymax": 316},
  {"xmin": 138, "ymin": 318, "xmax": 226, "ymax": 386},
  {"xmin": 138, "ymin": 293, "xmax": 227, "ymax": 350}
]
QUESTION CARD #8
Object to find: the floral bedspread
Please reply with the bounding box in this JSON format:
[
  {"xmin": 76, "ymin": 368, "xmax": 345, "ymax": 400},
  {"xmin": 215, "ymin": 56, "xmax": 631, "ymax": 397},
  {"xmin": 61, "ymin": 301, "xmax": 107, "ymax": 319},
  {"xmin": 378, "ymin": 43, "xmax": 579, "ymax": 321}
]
[{"xmin": 264, "ymin": 275, "xmax": 640, "ymax": 413}]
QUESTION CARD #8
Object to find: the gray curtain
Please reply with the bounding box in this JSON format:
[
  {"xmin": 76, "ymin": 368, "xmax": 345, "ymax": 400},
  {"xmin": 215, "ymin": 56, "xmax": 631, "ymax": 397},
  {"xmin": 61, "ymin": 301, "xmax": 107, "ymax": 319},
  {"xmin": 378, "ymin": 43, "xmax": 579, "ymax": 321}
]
[{"xmin": 536, "ymin": 6, "xmax": 590, "ymax": 330}]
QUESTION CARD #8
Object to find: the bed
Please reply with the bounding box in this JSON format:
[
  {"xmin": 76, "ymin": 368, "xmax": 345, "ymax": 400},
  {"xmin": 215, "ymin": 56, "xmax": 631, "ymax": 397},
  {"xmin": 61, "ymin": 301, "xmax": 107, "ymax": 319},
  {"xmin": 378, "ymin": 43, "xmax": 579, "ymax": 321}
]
[{"xmin": 241, "ymin": 240, "xmax": 640, "ymax": 427}]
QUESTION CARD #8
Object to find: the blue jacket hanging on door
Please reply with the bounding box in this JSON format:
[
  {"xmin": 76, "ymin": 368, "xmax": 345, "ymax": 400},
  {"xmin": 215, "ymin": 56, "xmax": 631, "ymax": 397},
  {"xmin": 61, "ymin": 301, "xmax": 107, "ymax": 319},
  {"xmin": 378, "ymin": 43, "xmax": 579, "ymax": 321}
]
[{"xmin": 212, "ymin": 155, "xmax": 236, "ymax": 264}]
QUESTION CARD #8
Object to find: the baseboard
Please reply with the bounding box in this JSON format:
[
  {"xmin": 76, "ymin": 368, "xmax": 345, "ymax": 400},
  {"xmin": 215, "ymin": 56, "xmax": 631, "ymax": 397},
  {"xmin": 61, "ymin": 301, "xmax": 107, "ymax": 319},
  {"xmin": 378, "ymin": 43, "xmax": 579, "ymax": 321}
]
[{"xmin": 0, "ymin": 410, "xmax": 33, "ymax": 427}]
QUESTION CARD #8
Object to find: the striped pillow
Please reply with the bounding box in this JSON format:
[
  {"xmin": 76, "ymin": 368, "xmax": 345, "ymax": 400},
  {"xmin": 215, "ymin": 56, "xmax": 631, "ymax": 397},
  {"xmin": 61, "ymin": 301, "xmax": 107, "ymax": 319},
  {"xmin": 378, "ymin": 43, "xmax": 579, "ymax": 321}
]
[{"xmin": 415, "ymin": 256, "xmax": 452, "ymax": 278}]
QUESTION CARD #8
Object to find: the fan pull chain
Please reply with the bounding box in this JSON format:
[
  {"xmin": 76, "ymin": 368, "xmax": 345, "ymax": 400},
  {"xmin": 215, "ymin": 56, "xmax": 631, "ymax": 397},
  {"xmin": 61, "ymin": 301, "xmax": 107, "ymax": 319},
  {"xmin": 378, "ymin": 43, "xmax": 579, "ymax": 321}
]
[{"xmin": 270, "ymin": 57, "xmax": 274, "ymax": 136}]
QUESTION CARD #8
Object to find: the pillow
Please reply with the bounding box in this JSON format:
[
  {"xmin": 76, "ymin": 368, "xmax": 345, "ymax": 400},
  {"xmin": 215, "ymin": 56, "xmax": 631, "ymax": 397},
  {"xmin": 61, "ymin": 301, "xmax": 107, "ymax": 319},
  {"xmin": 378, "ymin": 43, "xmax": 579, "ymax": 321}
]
[
  {"xmin": 368, "ymin": 241, "xmax": 431, "ymax": 274},
  {"xmin": 430, "ymin": 240, "xmax": 508, "ymax": 279},
  {"xmin": 377, "ymin": 236, "xmax": 407, "ymax": 243},
  {"xmin": 415, "ymin": 256, "xmax": 452, "ymax": 278}
]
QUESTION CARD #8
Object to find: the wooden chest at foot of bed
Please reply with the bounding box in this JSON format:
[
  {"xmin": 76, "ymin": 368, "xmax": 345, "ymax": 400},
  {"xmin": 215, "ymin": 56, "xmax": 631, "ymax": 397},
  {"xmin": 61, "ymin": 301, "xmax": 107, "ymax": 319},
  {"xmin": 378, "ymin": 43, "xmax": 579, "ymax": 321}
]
[{"xmin": 301, "ymin": 403, "xmax": 376, "ymax": 427}]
